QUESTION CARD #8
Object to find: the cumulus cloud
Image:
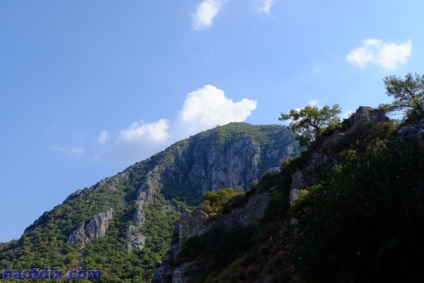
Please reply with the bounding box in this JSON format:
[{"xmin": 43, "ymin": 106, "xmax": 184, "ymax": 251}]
[
  {"xmin": 97, "ymin": 130, "xmax": 108, "ymax": 144},
  {"xmin": 347, "ymin": 39, "xmax": 412, "ymax": 69},
  {"xmin": 101, "ymin": 119, "xmax": 170, "ymax": 165},
  {"xmin": 254, "ymin": 0, "xmax": 276, "ymax": 14},
  {"xmin": 98, "ymin": 85, "xmax": 257, "ymax": 165},
  {"xmin": 191, "ymin": 0, "xmax": 229, "ymax": 30},
  {"xmin": 118, "ymin": 119, "xmax": 170, "ymax": 144},
  {"xmin": 52, "ymin": 145, "xmax": 85, "ymax": 156},
  {"xmin": 177, "ymin": 85, "xmax": 257, "ymax": 136}
]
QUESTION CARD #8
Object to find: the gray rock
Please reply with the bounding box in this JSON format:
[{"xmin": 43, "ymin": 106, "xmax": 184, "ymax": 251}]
[
  {"xmin": 133, "ymin": 201, "xmax": 145, "ymax": 226},
  {"xmin": 398, "ymin": 118, "xmax": 424, "ymax": 148},
  {"xmin": 67, "ymin": 208, "xmax": 114, "ymax": 245},
  {"xmin": 178, "ymin": 210, "xmax": 209, "ymax": 245},
  {"xmin": 187, "ymin": 139, "xmax": 262, "ymax": 194},
  {"xmin": 346, "ymin": 106, "xmax": 389, "ymax": 125},
  {"xmin": 124, "ymin": 225, "xmax": 146, "ymax": 252},
  {"xmin": 66, "ymin": 222, "xmax": 86, "ymax": 244}
]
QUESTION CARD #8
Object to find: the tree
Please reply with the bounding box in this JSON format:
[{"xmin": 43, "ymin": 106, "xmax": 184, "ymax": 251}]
[
  {"xmin": 279, "ymin": 104, "xmax": 342, "ymax": 146},
  {"xmin": 379, "ymin": 73, "xmax": 424, "ymax": 118}
]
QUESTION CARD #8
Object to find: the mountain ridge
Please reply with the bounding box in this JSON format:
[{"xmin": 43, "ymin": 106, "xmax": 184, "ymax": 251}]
[{"xmin": 0, "ymin": 122, "xmax": 299, "ymax": 282}]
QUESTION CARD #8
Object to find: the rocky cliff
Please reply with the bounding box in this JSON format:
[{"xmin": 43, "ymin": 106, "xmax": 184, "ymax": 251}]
[{"xmin": 67, "ymin": 208, "xmax": 114, "ymax": 245}]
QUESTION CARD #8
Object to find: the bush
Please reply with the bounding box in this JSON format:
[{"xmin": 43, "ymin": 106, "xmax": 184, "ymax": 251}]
[{"xmin": 199, "ymin": 187, "xmax": 244, "ymax": 215}]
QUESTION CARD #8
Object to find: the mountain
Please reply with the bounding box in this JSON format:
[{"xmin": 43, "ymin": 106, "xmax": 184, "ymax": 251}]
[
  {"xmin": 152, "ymin": 107, "xmax": 424, "ymax": 283},
  {"xmin": 0, "ymin": 122, "xmax": 299, "ymax": 282}
]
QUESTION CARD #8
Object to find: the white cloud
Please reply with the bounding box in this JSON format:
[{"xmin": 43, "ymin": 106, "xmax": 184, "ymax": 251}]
[
  {"xmin": 118, "ymin": 119, "xmax": 170, "ymax": 143},
  {"xmin": 191, "ymin": 0, "xmax": 229, "ymax": 30},
  {"xmin": 254, "ymin": 0, "xmax": 276, "ymax": 14},
  {"xmin": 97, "ymin": 130, "xmax": 108, "ymax": 144},
  {"xmin": 347, "ymin": 39, "xmax": 412, "ymax": 69},
  {"xmin": 101, "ymin": 119, "xmax": 170, "ymax": 165},
  {"xmin": 52, "ymin": 145, "xmax": 85, "ymax": 156},
  {"xmin": 98, "ymin": 85, "xmax": 257, "ymax": 165},
  {"xmin": 177, "ymin": 85, "xmax": 257, "ymax": 136}
]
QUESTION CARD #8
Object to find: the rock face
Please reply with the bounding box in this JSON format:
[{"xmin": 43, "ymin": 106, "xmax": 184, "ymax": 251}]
[
  {"xmin": 119, "ymin": 124, "xmax": 298, "ymax": 253},
  {"xmin": 67, "ymin": 208, "xmax": 113, "ymax": 245},
  {"xmin": 124, "ymin": 225, "xmax": 146, "ymax": 252},
  {"xmin": 186, "ymin": 139, "xmax": 261, "ymax": 194},
  {"xmin": 289, "ymin": 170, "xmax": 306, "ymax": 204},
  {"xmin": 152, "ymin": 192, "xmax": 272, "ymax": 283},
  {"xmin": 134, "ymin": 123, "xmax": 298, "ymax": 200},
  {"xmin": 346, "ymin": 106, "xmax": 389, "ymax": 125},
  {"xmin": 398, "ymin": 118, "xmax": 424, "ymax": 147},
  {"xmin": 133, "ymin": 201, "xmax": 145, "ymax": 226},
  {"xmin": 178, "ymin": 210, "xmax": 210, "ymax": 245}
]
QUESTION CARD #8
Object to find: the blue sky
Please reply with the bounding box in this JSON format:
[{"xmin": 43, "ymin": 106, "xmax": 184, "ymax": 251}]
[{"xmin": 1, "ymin": 0, "xmax": 423, "ymax": 242}]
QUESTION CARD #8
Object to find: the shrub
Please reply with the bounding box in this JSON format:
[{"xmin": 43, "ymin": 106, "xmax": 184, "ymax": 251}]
[{"xmin": 199, "ymin": 187, "xmax": 244, "ymax": 215}]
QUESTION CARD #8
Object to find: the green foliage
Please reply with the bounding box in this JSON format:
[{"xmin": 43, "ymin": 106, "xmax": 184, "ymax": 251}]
[
  {"xmin": 322, "ymin": 120, "xmax": 397, "ymax": 155},
  {"xmin": 181, "ymin": 224, "xmax": 256, "ymax": 269},
  {"xmin": 199, "ymin": 187, "xmax": 244, "ymax": 215},
  {"xmin": 279, "ymin": 104, "xmax": 342, "ymax": 146},
  {"xmin": 199, "ymin": 123, "xmax": 283, "ymax": 145},
  {"xmin": 285, "ymin": 139, "xmax": 424, "ymax": 282},
  {"xmin": 380, "ymin": 73, "xmax": 424, "ymax": 120},
  {"xmin": 161, "ymin": 182, "xmax": 201, "ymax": 207},
  {"xmin": 0, "ymin": 171, "xmax": 179, "ymax": 283},
  {"xmin": 214, "ymin": 225, "xmax": 256, "ymax": 267}
]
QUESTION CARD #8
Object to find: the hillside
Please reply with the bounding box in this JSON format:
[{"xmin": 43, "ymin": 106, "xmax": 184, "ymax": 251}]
[
  {"xmin": 153, "ymin": 107, "xmax": 424, "ymax": 283},
  {"xmin": 0, "ymin": 123, "xmax": 299, "ymax": 282}
]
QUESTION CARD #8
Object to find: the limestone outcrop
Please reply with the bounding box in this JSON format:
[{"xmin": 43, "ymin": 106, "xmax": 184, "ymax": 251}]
[
  {"xmin": 124, "ymin": 225, "xmax": 146, "ymax": 252},
  {"xmin": 67, "ymin": 208, "xmax": 114, "ymax": 245},
  {"xmin": 346, "ymin": 106, "xmax": 389, "ymax": 126}
]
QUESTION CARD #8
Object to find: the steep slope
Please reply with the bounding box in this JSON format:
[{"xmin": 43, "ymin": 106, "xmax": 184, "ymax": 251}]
[
  {"xmin": 153, "ymin": 107, "xmax": 424, "ymax": 283},
  {"xmin": 0, "ymin": 122, "xmax": 299, "ymax": 282}
]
